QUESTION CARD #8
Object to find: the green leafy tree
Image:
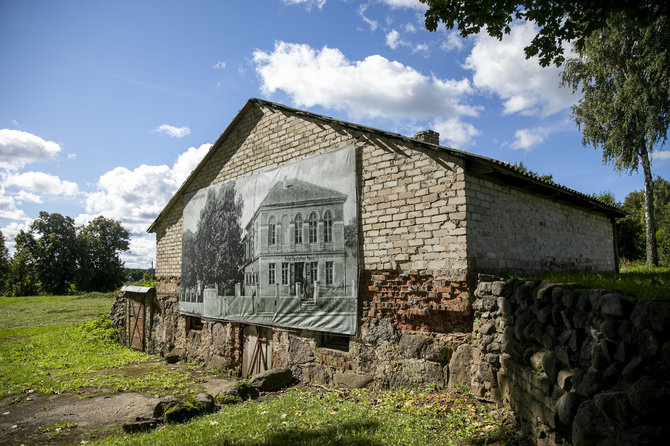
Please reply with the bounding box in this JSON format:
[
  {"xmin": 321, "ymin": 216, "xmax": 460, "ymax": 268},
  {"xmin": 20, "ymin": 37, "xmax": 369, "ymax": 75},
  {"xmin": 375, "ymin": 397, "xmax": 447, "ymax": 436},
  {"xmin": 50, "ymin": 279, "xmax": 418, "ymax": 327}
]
[
  {"xmin": 421, "ymin": 0, "xmax": 668, "ymax": 66},
  {"xmin": 0, "ymin": 230, "xmax": 9, "ymax": 295},
  {"xmin": 19, "ymin": 212, "xmax": 81, "ymax": 294},
  {"xmin": 77, "ymin": 216, "xmax": 130, "ymax": 292},
  {"xmin": 7, "ymin": 231, "xmax": 40, "ymax": 296},
  {"xmin": 511, "ymin": 161, "xmax": 554, "ymax": 182},
  {"xmin": 561, "ymin": 14, "xmax": 670, "ymax": 267},
  {"xmin": 194, "ymin": 184, "xmax": 244, "ymax": 295}
]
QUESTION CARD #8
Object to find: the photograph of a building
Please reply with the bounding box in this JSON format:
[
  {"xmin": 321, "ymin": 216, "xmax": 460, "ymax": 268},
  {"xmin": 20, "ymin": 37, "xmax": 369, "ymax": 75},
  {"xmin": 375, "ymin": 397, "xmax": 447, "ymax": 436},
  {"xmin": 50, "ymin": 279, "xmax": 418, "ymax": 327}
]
[
  {"xmin": 179, "ymin": 144, "xmax": 358, "ymax": 335},
  {"xmin": 242, "ymin": 178, "xmax": 353, "ymax": 301}
]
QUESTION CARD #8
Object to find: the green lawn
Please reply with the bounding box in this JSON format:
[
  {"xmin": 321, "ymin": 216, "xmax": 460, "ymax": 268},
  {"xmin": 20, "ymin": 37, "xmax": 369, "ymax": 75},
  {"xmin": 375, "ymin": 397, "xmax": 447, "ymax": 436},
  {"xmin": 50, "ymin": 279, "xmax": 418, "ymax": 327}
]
[
  {"xmin": 96, "ymin": 387, "xmax": 519, "ymax": 446},
  {"xmin": 0, "ymin": 295, "xmax": 202, "ymax": 399},
  {"xmin": 519, "ymin": 265, "xmax": 670, "ymax": 300}
]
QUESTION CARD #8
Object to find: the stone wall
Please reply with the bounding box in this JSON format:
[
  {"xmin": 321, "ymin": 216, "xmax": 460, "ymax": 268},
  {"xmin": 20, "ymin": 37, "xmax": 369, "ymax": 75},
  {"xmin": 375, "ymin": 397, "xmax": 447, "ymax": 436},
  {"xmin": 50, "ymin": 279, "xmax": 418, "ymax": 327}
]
[
  {"xmin": 465, "ymin": 175, "xmax": 617, "ymax": 274},
  {"xmin": 463, "ymin": 276, "xmax": 670, "ymax": 445}
]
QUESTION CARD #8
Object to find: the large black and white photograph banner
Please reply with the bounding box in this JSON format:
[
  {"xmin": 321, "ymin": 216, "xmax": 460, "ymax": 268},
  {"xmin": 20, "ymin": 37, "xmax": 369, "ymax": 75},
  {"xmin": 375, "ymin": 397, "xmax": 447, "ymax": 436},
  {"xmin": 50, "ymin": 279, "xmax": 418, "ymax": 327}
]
[{"xmin": 180, "ymin": 144, "xmax": 358, "ymax": 335}]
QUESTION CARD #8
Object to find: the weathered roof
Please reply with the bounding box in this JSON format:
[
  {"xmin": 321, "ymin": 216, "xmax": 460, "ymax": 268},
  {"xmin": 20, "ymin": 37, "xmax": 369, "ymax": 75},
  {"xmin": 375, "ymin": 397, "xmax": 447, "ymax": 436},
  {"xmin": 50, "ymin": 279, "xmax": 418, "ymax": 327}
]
[
  {"xmin": 148, "ymin": 98, "xmax": 625, "ymax": 233},
  {"xmin": 259, "ymin": 178, "xmax": 347, "ymax": 209},
  {"xmin": 121, "ymin": 285, "xmax": 154, "ymax": 294}
]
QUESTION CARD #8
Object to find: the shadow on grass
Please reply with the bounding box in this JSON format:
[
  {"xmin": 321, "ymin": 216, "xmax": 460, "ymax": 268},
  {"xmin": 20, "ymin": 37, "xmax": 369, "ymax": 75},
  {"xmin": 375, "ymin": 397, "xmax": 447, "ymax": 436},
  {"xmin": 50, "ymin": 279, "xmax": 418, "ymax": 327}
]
[{"xmin": 246, "ymin": 421, "xmax": 384, "ymax": 446}]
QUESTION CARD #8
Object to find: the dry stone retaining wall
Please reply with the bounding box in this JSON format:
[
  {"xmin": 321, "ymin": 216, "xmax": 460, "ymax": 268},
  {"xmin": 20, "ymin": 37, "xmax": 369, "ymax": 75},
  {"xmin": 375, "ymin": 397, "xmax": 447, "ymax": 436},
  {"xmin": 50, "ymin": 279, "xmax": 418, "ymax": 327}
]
[{"xmin": 464, "ymin": 275, "xmax": 670, "ymax": 446}]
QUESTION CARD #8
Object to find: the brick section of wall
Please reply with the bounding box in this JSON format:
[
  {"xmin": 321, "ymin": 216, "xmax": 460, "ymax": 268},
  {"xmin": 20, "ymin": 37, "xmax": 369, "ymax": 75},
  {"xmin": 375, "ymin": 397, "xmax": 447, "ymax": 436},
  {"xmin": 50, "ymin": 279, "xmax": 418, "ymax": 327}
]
[
  {"xmin": 466, "ymin": 175, "xmax": 616, "ymax": 273},
  {"xmin": 361, "ymin": 271, "xmax": 472, "ymax": 334}
]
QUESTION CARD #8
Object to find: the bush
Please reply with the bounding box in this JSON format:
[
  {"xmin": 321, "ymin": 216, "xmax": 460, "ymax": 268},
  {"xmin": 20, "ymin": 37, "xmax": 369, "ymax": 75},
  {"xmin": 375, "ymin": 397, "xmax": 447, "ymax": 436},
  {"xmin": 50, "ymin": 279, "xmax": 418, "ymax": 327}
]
[{"xmin": 76, "ymin": 314, "xmax": 119, "ymax": 343}]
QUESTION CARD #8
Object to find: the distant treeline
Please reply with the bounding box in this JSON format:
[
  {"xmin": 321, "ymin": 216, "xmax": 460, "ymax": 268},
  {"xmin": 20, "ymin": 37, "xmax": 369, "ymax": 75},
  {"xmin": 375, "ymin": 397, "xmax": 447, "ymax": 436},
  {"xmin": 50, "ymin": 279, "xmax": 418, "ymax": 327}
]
[
  {"xmin": 124, "ymin": 267, "xmax": 156, "ymax": 286},
  {"xmin": 0, "ymin": 212, "xmax": 131, "ymax": 296}
]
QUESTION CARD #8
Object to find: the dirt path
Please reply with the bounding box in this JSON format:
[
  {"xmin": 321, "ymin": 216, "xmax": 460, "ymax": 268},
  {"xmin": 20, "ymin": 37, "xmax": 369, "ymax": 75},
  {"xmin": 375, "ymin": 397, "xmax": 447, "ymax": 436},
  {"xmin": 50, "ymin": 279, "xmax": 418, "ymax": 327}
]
[{"xmin": 0, "ymin": 369, "xmax": 236, "ymax": 445}]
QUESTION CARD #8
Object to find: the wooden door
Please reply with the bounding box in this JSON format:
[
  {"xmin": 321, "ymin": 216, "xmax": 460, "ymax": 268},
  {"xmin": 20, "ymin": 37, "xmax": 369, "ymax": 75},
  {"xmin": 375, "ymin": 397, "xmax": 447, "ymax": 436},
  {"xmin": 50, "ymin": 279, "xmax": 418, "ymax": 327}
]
[
  {"xmin": 128, "ymin": 297, "xmax": 145, "ymax": 350},
  {"xmin": 243, "ymin": 325, "xmax": 272, "ymax": 378}
]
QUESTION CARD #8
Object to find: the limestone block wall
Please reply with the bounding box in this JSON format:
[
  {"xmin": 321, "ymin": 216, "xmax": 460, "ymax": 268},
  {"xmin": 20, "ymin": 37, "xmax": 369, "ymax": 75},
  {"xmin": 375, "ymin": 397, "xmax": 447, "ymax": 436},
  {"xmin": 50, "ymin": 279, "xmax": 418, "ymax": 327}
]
[
  {"xmin": 463, "ymin": 276, "xmax": 670, "ymax": 446},
  {"xmin": 465, "ymin": 175, "xmax": 616, "ymax": 274}
]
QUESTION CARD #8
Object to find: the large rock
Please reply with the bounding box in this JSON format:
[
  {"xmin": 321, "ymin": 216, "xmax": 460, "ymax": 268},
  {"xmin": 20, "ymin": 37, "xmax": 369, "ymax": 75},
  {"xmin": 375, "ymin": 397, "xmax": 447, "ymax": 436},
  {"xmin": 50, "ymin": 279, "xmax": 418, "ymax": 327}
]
[
  {"xmin": 572, "ymin": 400, "xmax": 614, "ymax": 446},
  {"xmin": 447, "ymin": 343, "xmax": 473, "ymax": 389},
  {"xmin": 155, "ymin": 394, "xmax": 216, "ymax": 424},
  {"xmin": 334, "ymin": 371, "xmax": 373, "ymax": 389},
  {"xmin": 627, "ymin": 375, "xmax": 670, "ymax": 421},
  {"xmin": 249, "ymin": 367, "xmax": 293, "ymax": 391},
  {"xmin": 555, "ymin": 391, "xmax": 581, "ymax": 426},
  {"xmin": 216, "ymin": 382, "xmax": 259, "ymax": 404}
]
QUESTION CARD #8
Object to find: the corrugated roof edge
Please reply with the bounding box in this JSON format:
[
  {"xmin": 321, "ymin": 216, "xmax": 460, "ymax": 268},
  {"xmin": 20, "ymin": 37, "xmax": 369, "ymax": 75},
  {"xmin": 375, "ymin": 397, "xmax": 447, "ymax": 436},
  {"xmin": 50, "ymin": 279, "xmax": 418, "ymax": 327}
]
[{"xmin": 148, "ymin": 98, "xmax": 625, "ymax": 233}]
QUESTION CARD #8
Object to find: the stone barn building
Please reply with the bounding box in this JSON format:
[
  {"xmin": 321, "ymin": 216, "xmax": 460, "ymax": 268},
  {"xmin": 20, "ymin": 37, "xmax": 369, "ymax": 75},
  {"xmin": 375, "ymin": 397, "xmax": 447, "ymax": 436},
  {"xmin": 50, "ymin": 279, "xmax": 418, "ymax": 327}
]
[{"xmin": 145, "ymin": 98, "xmax": 624, "ymax": 387}]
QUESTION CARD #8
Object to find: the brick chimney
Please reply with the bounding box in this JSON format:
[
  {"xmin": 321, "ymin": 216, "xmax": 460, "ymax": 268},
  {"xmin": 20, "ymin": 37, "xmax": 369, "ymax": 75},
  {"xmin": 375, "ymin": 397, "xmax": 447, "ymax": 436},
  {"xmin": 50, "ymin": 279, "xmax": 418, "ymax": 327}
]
[{"xmin": 413, "ymin": 130, "xmax": 440, "ymax": 145}]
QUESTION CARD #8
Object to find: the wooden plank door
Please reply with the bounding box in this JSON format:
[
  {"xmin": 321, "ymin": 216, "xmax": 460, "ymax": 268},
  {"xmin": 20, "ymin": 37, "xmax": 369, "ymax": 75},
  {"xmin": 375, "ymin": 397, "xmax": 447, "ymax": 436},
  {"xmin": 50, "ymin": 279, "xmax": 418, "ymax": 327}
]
[{"xmin": 128, "ymin": 297, "xmax": 145, "ymax": 350}]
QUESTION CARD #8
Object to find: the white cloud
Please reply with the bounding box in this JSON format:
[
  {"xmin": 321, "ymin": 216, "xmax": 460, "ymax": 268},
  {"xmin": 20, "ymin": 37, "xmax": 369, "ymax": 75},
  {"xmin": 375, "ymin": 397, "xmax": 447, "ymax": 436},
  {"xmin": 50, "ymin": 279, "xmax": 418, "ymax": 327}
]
[
  {"xmin": 5, "ymin": 171, "xmax": 79, "ymax": 196},
  {"xmin": 358, "ymin": 4, "xmax": 378, "ymax": 31},
  {"xmin": 15, "ymin": 191, "xmax": 42, "ymax": 204},
  {"xmin": 404, "ymin": 23, "xmax": 416, "ymax": 33},
  {"xmin": 0, "ymin": 180, "xmax": 27, "ymax": 221},
  {"xmin": 67, "ymin": 153, "xmax": 77, "ymax": 160},
  {"xmin": 82, "ymin": 143, "xmax": 210, "ymax": 235},
  {"xmin": 464, "ymin": 22, "xmax": 577, "ymax": 116},
  {"xmin": 440, "ymin": 32, "xmax": 464, "ymax": 52},
  {"xmin": 509, "ymin": 128, "xmax": 549, "ymax": 151},
  {"xmin": 253, "ymin": 41, "xmax": 477, "ymax": 122},
  {"xmin": 378, "ymin": 0, "xmax": 427, "ymax": 10},
  {"xmin": 432, "ymin": 118, "xmax": 481, "ymax": 148},
  {"xmin": 121, "ymin": 235, "xmax": 156, "ymax": 269},
  {"xmin": 282, "ymin": 0, "xmax": 326, "ymax": 11},
  {"xmin": 212, "ymin": 61, "xmax": 227, "ymax": 70},
  {"xmin": 386, "ymin": 30, "xmax": 401, "ymax": 49},
  {"xmin": 152, "ymin": 124, "xmax": 191, "ymax": 138},
  {"xmin": 652, "ymin": 150, "xmax": 670, "ymax": 161},
  {"xmin": 172, "ymin": 143, "xmax": 212, "ymax": 187},
  {"xmin": 0, "ymin": 129, "xmax": 62, "ymax": 170}
]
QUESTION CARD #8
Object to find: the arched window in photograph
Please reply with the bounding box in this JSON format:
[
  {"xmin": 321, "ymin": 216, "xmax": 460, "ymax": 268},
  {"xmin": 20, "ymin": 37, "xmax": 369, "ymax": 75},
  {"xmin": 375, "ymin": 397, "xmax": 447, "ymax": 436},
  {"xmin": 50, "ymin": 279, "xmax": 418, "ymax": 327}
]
[
  {"xmin": 294, "ymin": 213, "xmax": 303, "ymax": 244},
  {"xmin": 268, "ymin": 216, "xmax": 276, "ymax": 246},
  {"xmin": 323, "ymin": 210, "xmax": 333, "ymax": 243},
  {"xmin": 308, "ymin": 211, "xmax": 318, "ymax": 243}
]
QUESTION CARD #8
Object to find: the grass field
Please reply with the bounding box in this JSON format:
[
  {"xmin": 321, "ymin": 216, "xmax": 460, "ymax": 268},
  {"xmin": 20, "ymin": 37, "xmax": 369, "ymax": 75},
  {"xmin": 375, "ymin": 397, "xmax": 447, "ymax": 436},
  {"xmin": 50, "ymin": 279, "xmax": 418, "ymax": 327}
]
[
  {"xmin": 519, "ymin": 265, "xmax": 670, "ymax": 300},
  {"xmin": 96, "ymin": 387, "xmax": 518, "ymax": 446},
  {"xmin": 0, "ymin": 294, "xmax": 203, "ymax": 399},
  {"xmin": 1, "ymin": 295, "xmax": 521, "ymax": 445}
]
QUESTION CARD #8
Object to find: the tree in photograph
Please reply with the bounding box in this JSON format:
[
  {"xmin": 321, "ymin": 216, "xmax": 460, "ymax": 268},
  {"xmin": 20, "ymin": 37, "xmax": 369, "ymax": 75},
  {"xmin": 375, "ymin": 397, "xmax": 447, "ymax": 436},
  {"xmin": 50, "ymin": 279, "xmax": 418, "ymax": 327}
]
[
  {"xmin": 78, "ymin": 216, "xmax": 130, "ymax": 292},
  {"xmin": 561, "ymin": 15, "xmax": 670, "ymax": 267},
  {"xmin": 194, "ymin": 183, "xmax": 244, "ymax": 295},
  {"xmin": 421, "ymin": 0, "xmax": 668, "ymax": 66},
  {"xmin": 19, "ymin": 212, "xmax": 81, "ymax": 294}
]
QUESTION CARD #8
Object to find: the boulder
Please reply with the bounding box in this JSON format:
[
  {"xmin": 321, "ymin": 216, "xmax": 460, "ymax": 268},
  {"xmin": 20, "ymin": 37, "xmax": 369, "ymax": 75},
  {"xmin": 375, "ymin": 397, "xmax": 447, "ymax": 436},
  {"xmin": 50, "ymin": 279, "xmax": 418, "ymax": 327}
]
[
  {"xmin": 447, "ymin": 343, "xmax": 473, "ymax": 389},
  {"xmin": 334, "ymin": 371, "xmax": 373, "ymax": 389},
  {"xmin": 555, "ymin": 391, "xmax": 581, "ymax": 426},
  {"xmin": 215, "ymin": 382, "xmax": 259, "ymax": 405},
  {"xmin": 249, "ymin": 367, "xmax": 293, "ymax": 391}
]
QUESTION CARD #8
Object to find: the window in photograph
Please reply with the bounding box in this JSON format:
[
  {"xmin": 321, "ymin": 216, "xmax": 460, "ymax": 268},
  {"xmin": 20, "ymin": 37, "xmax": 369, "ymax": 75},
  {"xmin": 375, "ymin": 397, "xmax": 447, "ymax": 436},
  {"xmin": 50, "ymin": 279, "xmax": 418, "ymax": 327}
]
[
  {"xmin": 324, "ymin": 210, "xmax": 333, "ymax": 243},
  {"xmin": 308, "ymin": 211, "xmax": 318, "ymax": 243},
  {"xmin": 268, "ymin": 216, "xmax": 276, "ymax": 246},
  {"xmin": 282, "ymin": 262, "xmax": 289, "ymax": 285},
  {"xmin": 294, "ymin": 213, "xmax": 303, "ymax": 244},
  {"xmin": 326, "ymin": 261, "xmax": 333, "ymax": 285},
  {"xmin": 268, "ymin": 263, "xmax": 276, "ymax": 285}
]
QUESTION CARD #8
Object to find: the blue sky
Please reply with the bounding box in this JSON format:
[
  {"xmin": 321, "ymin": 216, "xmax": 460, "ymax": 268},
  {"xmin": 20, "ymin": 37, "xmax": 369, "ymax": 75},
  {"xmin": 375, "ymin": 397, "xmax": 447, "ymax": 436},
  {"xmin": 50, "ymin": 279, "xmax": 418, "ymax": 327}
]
[{"xmin": 1, "ymin": 0, "xmax": 668, "ymax": 268}]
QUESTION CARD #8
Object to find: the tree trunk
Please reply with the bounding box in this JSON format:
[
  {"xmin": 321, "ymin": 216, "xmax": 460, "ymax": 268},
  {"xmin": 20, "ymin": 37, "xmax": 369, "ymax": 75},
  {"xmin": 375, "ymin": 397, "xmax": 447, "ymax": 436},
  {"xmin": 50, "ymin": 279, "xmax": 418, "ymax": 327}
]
[{"xmin": 640, "ymin": 149, "xmax": 658, "ymax": 267}]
